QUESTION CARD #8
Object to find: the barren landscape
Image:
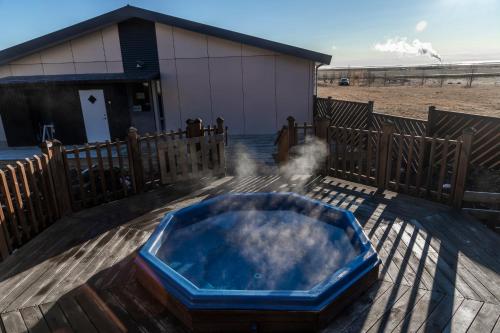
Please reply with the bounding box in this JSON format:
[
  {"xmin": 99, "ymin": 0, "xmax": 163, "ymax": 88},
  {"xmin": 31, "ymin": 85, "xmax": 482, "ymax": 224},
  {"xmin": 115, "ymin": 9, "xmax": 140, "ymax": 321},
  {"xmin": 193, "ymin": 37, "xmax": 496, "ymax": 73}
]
[{"xmin": 318, "ymin": 85, "xmax": 500, "ymax": 120}]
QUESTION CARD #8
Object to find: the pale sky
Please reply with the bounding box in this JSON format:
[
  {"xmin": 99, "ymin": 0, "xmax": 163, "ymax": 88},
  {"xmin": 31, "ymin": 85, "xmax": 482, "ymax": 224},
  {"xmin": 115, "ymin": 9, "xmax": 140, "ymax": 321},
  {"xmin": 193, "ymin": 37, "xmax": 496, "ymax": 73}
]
[{"xmin": 0, "ymin": 0, "xmax": 499, "ymax": 67}]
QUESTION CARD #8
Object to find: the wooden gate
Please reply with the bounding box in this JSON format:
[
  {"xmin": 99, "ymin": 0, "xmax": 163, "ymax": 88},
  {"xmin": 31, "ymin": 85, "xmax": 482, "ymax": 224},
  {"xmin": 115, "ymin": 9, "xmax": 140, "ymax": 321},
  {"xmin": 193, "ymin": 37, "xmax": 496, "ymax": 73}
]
[{"xmin": 157, "ymin": 134, "xmax": 226, "ymax": 184}]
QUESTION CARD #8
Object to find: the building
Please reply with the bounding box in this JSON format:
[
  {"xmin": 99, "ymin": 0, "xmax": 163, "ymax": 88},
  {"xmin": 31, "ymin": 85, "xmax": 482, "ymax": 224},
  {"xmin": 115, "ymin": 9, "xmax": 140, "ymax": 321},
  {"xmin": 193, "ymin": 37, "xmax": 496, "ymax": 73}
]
[{"xmin": 0, "ymin": 5, "xmax": 331, "ymax": 147}]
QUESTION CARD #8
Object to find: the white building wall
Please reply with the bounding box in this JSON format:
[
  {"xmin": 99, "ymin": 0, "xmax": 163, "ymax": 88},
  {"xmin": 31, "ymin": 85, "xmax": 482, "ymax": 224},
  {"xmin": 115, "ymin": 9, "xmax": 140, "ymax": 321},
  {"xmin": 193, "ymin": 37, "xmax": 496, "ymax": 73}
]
[
  {"xmin": 2, "ymin": 25, "xmax": 123, "ymax": 77},
  {"xmin": 155, "ymin": 23, "xmax": 314, "ymax": 134}
]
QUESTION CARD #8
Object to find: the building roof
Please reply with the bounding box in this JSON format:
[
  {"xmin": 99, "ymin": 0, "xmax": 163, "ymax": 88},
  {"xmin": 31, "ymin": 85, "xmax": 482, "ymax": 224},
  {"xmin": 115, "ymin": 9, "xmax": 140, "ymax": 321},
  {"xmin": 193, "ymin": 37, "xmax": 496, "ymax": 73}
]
[
  {"xmin": 0, "ymin": 6, "xmax": 332, "ymax": 66},
  {"xmin": 0, "ymin": 72, "xmax": 160, "ymax": 86}
]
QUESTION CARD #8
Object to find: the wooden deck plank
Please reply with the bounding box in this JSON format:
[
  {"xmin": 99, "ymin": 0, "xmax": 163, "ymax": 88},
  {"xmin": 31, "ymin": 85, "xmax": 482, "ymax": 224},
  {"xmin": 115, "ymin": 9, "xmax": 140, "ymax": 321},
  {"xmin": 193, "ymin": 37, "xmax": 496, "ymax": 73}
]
[
  {"xmin": 19, "ymin": 306, "xmax": 50, "ymax": 333},
  {"xmin": 467, "ymin": 302, "xmax": 500, "ymax": 333},
  {"xmin": 391, "ymin": 289, "xmax": 446, "ymax": 333},
  {"xmin": 1, "ymin": 311, "xmax": 27, "ymax": 333},
  {"xmin": 39, "ymin": 302, "xmax": 73, "ymax": 333},
  {"xmin": 442, "ymin": 299, "xmax": 483, "ymax": 333},
  {"xmin": 58, "ymin": 297, "xmax": 97, "ymax": 333},
  {"xmin": 0, "ymin": 175, "xmax": 499, "ymax": 333},
  {"xmin": 98, "ymin": 291, "xmax": 144, "ymax": 333},
  {"xmin": 366, "ymin": 287, "xmax": 426, "ymax": 333},
  {"xmin": 74, "ymin": 289, "xmax": 123, "ymax": 333},
  {"xmin": 381, "ymin": 221, "xmax": 436, "ymax": 291},
  {"xmin": 321, "ymin": 281, "xmax": 393, "ymax": 332},
  {"xmin": 111, "ymin": 286, "xmax": 172, "ymax": 332},
  {"xmin": 340, "ymin": 284, "xmax": 410, "ymax": 332},
  {"xmin": 0, "ymin": 236, "xmax": 94, "ymax": 313},
  {"xmin": 411, "ymin": 216, "xmax": 500, "ymax": 303},
  {"xmin": 42, "ymin": 229, "xmax": 125, "ymax": 303},
  {"xmin": 416, "ymin": 294, "xmax": 464, "ymax": 332},
  {"xmin": 391, "ymin": 219, "xmax": 479, "ymax": 300},
  {"xmin": 5, "ymin": 230, "xmax": 111, "ymax": 311},
  {"xmin": 93, "ymin": 230, "xmax": 150, "ymax": 291}
]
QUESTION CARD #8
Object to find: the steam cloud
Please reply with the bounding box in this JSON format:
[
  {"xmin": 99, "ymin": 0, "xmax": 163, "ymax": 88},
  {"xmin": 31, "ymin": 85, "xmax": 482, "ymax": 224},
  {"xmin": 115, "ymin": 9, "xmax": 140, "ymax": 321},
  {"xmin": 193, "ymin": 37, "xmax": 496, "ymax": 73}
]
[
  {"xmin": 233, "ymin": 136, "xmax": 328, "ymax": 184},
  {"xmin": 374, "ymin": 37, "xmax": 442, "ymax": 62}
]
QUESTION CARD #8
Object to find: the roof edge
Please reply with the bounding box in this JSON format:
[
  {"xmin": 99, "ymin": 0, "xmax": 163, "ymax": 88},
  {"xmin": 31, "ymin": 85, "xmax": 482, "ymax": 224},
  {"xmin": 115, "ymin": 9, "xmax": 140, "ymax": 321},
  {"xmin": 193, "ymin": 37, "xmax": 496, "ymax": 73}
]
[{"xmin": 0, "ymin": 5, "xmax": 332, "ymax": 66}]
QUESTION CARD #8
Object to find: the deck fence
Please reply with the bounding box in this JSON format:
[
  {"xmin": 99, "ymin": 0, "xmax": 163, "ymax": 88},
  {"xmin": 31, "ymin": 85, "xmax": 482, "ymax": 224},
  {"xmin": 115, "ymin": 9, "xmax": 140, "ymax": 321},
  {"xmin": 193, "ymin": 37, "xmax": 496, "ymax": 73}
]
[
  {"xmin": 276, "ymin": 116, "xmax": 474, "ymax": 208},
  {"xmin": 314, "ymin": 97, "xmax": 499, "ymax": 170},
  {"xmin": 0, "ymin": 117, "xmax": 227, "ymax": 261}
]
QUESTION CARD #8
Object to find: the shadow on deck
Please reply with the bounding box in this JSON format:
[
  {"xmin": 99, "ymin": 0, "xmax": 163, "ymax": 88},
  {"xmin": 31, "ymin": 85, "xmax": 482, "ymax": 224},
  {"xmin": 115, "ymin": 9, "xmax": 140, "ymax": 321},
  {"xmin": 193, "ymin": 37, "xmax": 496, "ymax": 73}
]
[{"xmin": 0, "ymin": 175, "xmax": 500, "ymax": 332}]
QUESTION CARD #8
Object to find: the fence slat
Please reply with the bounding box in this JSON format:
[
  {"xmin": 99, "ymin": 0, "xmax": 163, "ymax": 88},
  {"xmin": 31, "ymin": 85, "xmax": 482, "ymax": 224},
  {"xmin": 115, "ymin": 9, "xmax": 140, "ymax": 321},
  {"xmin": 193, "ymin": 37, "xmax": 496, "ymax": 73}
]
[
  {"xmin": 16, "ymin": 161, "xmax": 39, "ymax": 234},
  {"xmin": 84, "ymin": 144, "xmax": 97, "ymax": 205},
  {"xmin": 24, "ymin": 158, "xmax": 45, "ymax": 229},
  {"xmin": 95, "ymin": 143, "xmax": 107, "ymax": 202},
  {"xmin": 394, "ymin": 135, "xmax": 404, "ymax": 191},
  {"xmin": 0, "ymin": 203, "xmax": 10, "ymax": 258},
  {"xmin": 404, "ymin": 135, "xmax": 415, "ymax": 193},
  {"xmin": 415, "ymin": 137, "xmax": 426, "ymax": 194},
  {"xmin": 0, "ymin": 170, "xmax": 20, "ymax": 244},
  {"xmin": 71, "ymin": 147, "xmax": 86, "ymax": 207},
  {"xmin": 115, "ymin": 141, "xmax": 128, "ymax": 197},
  {"xmin": 7, "ymin": 165, "xmax": 30, "ymax": 239},
  {"xmin": 437, "ymin": 137, "xmax": 450, "ymax": 200},
  {"xmin": 33, "ymin": 155, "xmax": 56, "ymax": 222},
  {"xmin": 105, "ymin": 141, "xmax": 117, "ymax": 197}
]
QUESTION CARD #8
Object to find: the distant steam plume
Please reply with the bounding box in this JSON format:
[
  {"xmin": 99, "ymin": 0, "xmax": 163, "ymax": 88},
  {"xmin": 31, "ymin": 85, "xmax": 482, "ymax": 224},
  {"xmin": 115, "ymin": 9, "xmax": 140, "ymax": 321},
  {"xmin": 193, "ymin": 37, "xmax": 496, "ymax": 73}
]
[{"xmin": 374, "ymin": 37, "xmax": 442, "ymax": 62}]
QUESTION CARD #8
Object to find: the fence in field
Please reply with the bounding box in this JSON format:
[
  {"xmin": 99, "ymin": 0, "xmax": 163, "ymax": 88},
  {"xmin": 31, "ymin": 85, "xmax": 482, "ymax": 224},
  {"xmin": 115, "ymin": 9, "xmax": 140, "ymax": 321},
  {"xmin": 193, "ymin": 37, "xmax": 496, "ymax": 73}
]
[
  {"xmin": 314, "ymin": 96, "xmax": 500, "ymax": 170},
  {"xmin": 314, "ymin": 97, "xmax": 373, "ymax": 129},
  {"xmin": 0, "ymin": 118, "xmax": 227, "ymax": 261},
  {"xmin": 427, "ymin": 107, "xmax": 500, "ymax": 169},
  {"xmin": 276, "ymin": 116, "xmax": 473, "ymax": 208}
]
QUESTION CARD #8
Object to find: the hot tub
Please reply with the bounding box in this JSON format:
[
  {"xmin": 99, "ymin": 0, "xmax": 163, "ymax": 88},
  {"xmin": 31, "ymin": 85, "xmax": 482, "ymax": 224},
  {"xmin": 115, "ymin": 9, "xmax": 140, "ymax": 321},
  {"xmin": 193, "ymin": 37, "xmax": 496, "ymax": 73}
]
[{"xmin": 136, "ymin": 193, "xmax": 380, "ymax": 333}]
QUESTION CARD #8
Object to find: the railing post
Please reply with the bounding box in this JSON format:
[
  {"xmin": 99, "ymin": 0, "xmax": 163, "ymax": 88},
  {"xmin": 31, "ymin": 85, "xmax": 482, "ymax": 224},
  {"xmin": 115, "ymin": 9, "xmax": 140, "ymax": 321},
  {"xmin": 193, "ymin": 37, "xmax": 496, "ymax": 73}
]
[
  {"xmin": 453, "ymin": 127, "xmax": 475, "ymax": 209},
  {"xmin": 216, "ymin": 117, "xmax": 225, "ymax": 135},
  {"xmin": 127, "ymin": 127, "xmax": 143, "ymax": 193},
  {"xmin": 41, "ymin": 140, "xmax": 72, "ymax": 216},
  {"xmin": 314, "ymin": 118, "xmax": 329, "ymax": 141},
  {"xmin": 186, "ymin": 118, "xmax": 203, "ymax": 138},
  {"xmin": 287, "ymin": 116, "xmax": 297, "ymax": 147},
  {"xmin": 276, "ymin": 126, "xmax": 290, "ymax": 165},
  {"xmin": 377, "ymin": 122, "xmax": 395, "ymax": 190},
  {"xmin": 366, "ymin": 101, "xmax": 374, "ymax": 129},
  {"xmin": 426, "ymin": 106, "xmax": 437, "ymax": 137}
]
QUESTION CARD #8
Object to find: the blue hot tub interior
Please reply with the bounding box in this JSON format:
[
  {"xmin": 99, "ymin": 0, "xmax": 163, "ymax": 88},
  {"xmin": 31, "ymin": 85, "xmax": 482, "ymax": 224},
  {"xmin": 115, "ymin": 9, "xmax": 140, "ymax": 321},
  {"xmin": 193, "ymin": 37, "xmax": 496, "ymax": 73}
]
[{"xmin": 139, "ymin": 193, "xmax": 379, "ymax": 311}]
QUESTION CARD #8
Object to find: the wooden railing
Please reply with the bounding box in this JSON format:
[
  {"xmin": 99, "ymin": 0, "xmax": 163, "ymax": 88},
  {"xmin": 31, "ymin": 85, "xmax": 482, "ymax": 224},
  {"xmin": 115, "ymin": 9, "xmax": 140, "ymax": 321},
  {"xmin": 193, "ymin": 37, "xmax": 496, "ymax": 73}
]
[
  {"xmin": 462, "ymin": 191, "xmax": 500, "ymax": 229},
  {"xmin": 371, "ymin": 113, "xmax": 427, "ymax": 136},
  {"xmin": 276, "ymin": 116, "xmax": 474, "ymax": 207},
  {"xmin": 427, "ymin": 107, "xmax": 500, "ymax": 169},
  {"xmin": 0, "ymin": 153, "xmax": 60, "ymax": 259},
  {"xmin": 313, "ymin": 97, "xmax": 373, "ymax": 129},
  {"xmin": 0, "ymin": 117, "xmax": 227, "ymax": 262},
  {"xmin": 314, "ymin": 97, "xmax": 499, "ymax": 170}
]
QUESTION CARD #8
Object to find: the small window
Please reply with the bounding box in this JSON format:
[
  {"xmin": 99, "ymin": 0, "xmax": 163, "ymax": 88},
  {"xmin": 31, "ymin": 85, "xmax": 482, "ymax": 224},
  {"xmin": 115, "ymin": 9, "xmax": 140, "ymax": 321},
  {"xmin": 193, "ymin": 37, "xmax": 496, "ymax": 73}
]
[{"xmin": 131, "ymin": 82, "xmax": 151, "ymax": 112}]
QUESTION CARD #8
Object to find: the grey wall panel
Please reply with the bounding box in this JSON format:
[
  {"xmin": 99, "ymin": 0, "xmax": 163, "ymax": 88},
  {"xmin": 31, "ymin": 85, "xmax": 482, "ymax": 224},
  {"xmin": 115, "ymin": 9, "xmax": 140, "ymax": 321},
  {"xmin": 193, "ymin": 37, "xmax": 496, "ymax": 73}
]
[
  {"xmin": 155, "ymin": 24, "xmax": 175, "ymax": 59},
  {"xmin": 207, "ymin": 36, "xmax": 241, "ymax": 57},
  {"xmin": 0, "ymin": 65, "xmax": 11, "ymax": 78},
  {"xmin": 276, "ymin": 56, "xmax": 311, "ymax": 125},
  {"xmin": 4, "ymin": 25, "xmax": 123, "ymax": 76},
  {"xmin": 176, "ymin": 58, "xmax": 212, "ymax": 124},
  {"xmin": 209, "ymin": 57, "xmax": 244, "ymax": 134},
  {"xmin": 159, "ymin": 59, "xmax": 181, "ymax": 129},
  {"xmin": 43, "ymin": 63, "xmax": 76, "ymax": 75},
  {"xmin": 173, "ymin": 28, "xmax": 208, "ymax": 59},
  {"xmin": 154, "ymin": 23, "xmax": 313, "ymax": 135},
  {"xmin": 242, "ymin": 56, "xmax": 276, "ymax": 134}
]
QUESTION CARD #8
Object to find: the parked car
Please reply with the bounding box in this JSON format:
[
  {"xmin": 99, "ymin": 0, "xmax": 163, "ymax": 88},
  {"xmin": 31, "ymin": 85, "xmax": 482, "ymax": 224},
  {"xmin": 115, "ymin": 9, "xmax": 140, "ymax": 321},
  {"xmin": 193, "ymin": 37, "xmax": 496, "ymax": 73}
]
[{"xmin": 338, "ymin": 77, "xmax": 350, "ymax": 86}]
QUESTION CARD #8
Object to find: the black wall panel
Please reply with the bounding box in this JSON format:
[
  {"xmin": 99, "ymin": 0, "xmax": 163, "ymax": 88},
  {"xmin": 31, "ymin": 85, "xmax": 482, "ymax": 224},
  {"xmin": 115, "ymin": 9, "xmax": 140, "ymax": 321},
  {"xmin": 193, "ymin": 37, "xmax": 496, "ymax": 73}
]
[{"xmin": 118, "ymin": 18, "xmax": 159, "ymax": 75}]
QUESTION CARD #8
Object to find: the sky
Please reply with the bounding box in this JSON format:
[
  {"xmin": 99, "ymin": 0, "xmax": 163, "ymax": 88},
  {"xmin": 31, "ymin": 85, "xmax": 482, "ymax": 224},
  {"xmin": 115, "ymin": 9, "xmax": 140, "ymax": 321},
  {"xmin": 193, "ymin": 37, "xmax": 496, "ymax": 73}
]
[{"xmin": 0, "ymin": 0, "xmax": 499, "ymax": 67}]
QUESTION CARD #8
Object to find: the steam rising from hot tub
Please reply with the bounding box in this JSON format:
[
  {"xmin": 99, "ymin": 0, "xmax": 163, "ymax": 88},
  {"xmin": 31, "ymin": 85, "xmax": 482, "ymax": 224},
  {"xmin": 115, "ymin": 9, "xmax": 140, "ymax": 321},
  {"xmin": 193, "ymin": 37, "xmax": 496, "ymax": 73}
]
[{"xmin": 233, "ymin": 136, "xmax": 328, "ymax": 180}]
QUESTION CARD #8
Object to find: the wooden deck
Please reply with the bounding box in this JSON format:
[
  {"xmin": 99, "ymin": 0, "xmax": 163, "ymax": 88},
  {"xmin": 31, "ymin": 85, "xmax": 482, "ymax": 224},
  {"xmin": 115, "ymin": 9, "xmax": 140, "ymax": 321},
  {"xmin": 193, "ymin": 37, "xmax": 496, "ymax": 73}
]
[{"xmin": 0, "ymin": 175, "xmax": 500, "ymax": 333}]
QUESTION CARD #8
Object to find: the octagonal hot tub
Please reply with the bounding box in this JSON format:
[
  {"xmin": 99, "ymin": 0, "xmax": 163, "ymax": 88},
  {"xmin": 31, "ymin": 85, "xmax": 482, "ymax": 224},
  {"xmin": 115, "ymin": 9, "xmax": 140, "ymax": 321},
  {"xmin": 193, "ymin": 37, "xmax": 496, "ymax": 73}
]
[{"xmin": 136, "ymin": 193, "xmax": 380, "ymax": 333}]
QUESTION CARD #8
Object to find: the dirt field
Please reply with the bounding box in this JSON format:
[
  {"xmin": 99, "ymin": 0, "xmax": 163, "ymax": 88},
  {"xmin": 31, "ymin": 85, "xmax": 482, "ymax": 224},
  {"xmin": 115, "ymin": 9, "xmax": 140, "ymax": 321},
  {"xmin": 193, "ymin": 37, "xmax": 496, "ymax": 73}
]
[{"xmin": 318, "ymin": 85, "xmax": 500, "ymax": 120}]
